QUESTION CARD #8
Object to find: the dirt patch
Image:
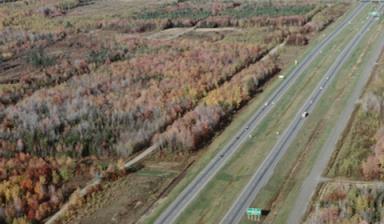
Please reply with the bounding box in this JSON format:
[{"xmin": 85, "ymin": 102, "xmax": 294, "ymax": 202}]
[
  {"xmin": 147, "ymin": 27, "xmax": 195, "ymax": 40},
  {"xmin": 61, "ymin": 157, "xmax": 193, "ymax": 224},
  {"xmin": 194, "ymin": 27, "xmax": 241, "ymax": 32},
  {"xmin": 147, "ymin": 27, "xmax": 241, "ymax": 40},
  {"xmin": 62, "ymin": 173, "xmax": 173, "ymax": 224}
]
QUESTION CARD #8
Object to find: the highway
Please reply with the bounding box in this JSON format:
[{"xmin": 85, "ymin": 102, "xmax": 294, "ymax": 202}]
[
  {"xmin": 287, "ymin": 17, "xmax": 384, "ymax": 224},
  {"xmin": 220, "ymin": 3, "xmax": 384, "ymax": 224},
  {"xmin": 153, "ymin": 3, "xmax": 368, "ymax": 224}
]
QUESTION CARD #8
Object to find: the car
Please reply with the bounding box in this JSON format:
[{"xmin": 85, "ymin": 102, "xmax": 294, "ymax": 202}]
[
  {"xmin": 320, "ymin": 86, "xmax": 324, "ymax": 90},
  {"xmin": 302, "ymin": 111, "xmax": 309, "ymax": 118},
  {"xmin": 264, "ymin": 102, "xmax": 269, "ymax": 106}
]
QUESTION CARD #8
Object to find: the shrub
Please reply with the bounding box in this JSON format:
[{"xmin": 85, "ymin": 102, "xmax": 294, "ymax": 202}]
[
  {"xmin": 26, "ymin": 48, "xmax": 55, "ymax": 68},
  {"xmin": 57, "ymin": 0, "xmax": 80, "ymax": 11}
]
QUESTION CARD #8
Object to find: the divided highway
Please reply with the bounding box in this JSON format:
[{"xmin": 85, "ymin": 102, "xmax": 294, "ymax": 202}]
[
  {"xmin": 287, "ymin": 12, "xmax": 384, "ymax": 224},
  {"xmin": 154, "ymin": 3, "xmax": 368, "ymax": 224},
  {"xmin": 220, "ymin": 3, "xmax": 384, "ymax": 224}
]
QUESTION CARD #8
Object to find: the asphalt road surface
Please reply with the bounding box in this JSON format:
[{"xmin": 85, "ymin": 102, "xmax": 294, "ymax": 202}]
[
  {"xmin": 287, "ymin": 17, "xmax": 384, "ymax": 224},
  {"xmin": 220, "ymin": 4, "xmax": 383, "ymax": 224},
  {"xmin": 154, "ymin": 3, "xmax": 367, "ymax": 224}
]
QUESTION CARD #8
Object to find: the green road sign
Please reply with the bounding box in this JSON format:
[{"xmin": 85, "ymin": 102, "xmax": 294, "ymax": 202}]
[
  {"xmin": 369, "ymin": 11, "xmax": 379, "ymax": 17},
  {"xmin": 255, "ymin": 208, "xmax": 261, "ymax": 216},
  {"xmin": 247, "ymin": 208, "xmax": 262, "ymax": 216}
]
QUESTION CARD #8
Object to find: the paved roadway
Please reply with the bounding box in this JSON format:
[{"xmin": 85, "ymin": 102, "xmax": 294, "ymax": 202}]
[
  {"xmin": 287, "ymin": 15, "xmax": 384, "ymax": 224},
  {"xmin": 154, "ymin": 3, "xmax": 367, "ymax": 224},
  {"xmin": 220, "ymin": 3, "xmax": 383, "ymax": 224}
]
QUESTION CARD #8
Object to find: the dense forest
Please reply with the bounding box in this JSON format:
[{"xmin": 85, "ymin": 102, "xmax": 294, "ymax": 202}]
[{"xmin": 0, "ymin": 0, "xmax": 349, "ymax": 223}]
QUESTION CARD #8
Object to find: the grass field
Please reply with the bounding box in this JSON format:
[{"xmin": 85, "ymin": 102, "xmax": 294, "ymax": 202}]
[
  {"xmin": 246, "ymin": 13, "xmax": 384, "ymax": 224},
  {"xmin": 139, "ymin": 3, "xmax": 364, "ymax": 223}
]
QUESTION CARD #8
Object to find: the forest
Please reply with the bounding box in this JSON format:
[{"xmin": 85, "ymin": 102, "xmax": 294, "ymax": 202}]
[
  {"xmin": 0, "ymin": 0, "xmax": 349, "ymax": 223},
  {"xmin": 306, "ymin": 183, "xmax": 384, "ymax": 224}
]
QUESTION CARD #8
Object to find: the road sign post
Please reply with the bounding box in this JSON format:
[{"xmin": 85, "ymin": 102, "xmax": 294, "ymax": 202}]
[{"xmin": 247, "ymin": 208, "xmax": 262, "ymax": 221}]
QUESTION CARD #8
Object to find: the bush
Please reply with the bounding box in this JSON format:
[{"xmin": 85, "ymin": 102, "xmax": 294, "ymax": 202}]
[
  {"xmin": 57, "ymin": 0, "xmax": 80, "ymax": 11},
  {"xmin": 26, "ymin": 48, "xmax": 55, "ymax": 68},
  {"xmin": 136, "ymin": 6, "xmax": 210, "ymax": 20}
]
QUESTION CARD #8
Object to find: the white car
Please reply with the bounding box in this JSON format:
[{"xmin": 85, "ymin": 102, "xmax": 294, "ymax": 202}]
[{"xmin": 302, "ymin": 112, "xmax": 309, "ymax": 118}]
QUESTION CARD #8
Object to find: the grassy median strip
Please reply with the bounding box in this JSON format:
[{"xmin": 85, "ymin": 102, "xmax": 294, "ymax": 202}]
[
  {"xmin": 140, "ymin": 3, "xmax": 365, "ymax": 223},
  {"xmin": 173, "ymin": 4, "xmax": 374, "ymax": 224},
  {"xmin": 245, "ymin": 15, "xmax": 384, "ymax": 224}
]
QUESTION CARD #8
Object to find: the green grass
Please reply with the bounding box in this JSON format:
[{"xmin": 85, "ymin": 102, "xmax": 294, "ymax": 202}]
[
  {"xmin": 222, "ymin": 4, "xmax": 315, "ymax": 18},
  {"xmin": 136, "ymin": 168, "xmax": 176, "ymax": 177},
  {"xmin": 139, "ymin": 3, "xmax": 365, "ymax": 224},
  {"xmin": 136, "ymin": 7, "xmax": 211, "ymax": 20},
  {"xmin": 246, "ymin": 16, "xmax": 384, "ymax": 224},
  {"xmin": 221, "ymin": 27, "xmax": 268, "ymax": 44}
]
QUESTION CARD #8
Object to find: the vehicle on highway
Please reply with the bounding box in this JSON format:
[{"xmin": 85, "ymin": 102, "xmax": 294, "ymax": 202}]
[{"xmin": 302, "ymin": 112, "xmax": 309, "ymax": 118}]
